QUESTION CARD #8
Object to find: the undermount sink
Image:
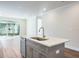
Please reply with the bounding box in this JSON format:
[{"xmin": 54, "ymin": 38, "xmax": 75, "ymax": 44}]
[{"xmin": 31, "ymin": 37, "xmax": 48, "ymax": 41}]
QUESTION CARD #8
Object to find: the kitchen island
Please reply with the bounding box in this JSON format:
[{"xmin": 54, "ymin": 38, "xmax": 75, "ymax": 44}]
[{"xmin": 26, "ymin": 37, "xmax": 68, "ymax": 58}]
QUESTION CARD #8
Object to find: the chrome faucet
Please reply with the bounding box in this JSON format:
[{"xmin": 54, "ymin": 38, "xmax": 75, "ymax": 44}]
[{"xmin": 39, "ymin": 27, "xmax": 45, "ymax": 38}]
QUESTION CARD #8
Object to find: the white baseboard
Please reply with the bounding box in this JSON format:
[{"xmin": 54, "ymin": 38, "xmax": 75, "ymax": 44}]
[{"xmin": 65, "ymin": 46, "xmax": 79, "ymax": 52}]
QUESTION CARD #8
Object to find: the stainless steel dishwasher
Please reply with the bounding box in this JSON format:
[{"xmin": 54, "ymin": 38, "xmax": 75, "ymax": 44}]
[{"xmin": 20, "ymin": 37, "xmax": 27, "ymax": 58}]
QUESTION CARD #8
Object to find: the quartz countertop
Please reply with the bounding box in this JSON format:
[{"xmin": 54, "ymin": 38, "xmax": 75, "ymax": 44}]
[{"xmin": 27, "ymin": 36, "xmax": 69, "ymax": 47}]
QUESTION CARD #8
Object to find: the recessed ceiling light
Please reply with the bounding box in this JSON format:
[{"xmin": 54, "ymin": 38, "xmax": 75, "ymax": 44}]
[{"xmin": 43, "ymin": 8, "xmax": 46, "ymax": 11}]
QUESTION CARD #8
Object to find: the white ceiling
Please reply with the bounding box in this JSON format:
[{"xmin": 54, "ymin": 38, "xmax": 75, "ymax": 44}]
[{"xmin": 0, "ymin": 1, "xmax": 76, "ymax": 18}]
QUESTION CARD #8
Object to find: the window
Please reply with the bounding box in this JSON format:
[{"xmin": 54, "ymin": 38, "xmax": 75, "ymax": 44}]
[
  {"xmin": 0, "ymin": 21, "xmax": 20, "ymax": 36},
  {"xmin": 0, "ymin": 23, "xmax": 7, "ymax": 35}
]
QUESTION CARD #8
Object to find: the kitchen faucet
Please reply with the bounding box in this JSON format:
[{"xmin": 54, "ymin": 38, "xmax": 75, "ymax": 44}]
[{"xmin": 39, "ymin": 27, "xmax": 45, "ymax": 38}]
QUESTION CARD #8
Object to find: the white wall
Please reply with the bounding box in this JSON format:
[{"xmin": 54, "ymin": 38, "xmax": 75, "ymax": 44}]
[
  {"xmin": 18, "ymin": 19, "xmax": 27, "ymax": 37},
  {"xmin": 27, "ymin": 16, "xmax": 37, "ymax": 37},
  {"xmin": 42, "ymin": 2, "xmax": 79, "ymax": 51}
]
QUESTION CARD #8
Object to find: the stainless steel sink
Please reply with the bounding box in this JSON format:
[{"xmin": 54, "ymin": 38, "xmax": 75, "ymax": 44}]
[{"xmin": 31, "ymin": 37, "xmax": 47, "ymax": 41}]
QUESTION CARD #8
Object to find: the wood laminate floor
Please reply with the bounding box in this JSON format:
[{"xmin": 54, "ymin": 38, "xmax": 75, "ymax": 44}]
[
  {"xmin": 0, "ymin": 48, "xmax": 22, "ymax": 58},
  {"xmin": 0, "ymin": 48, "xmax": 79, "ymax": 58},
  {"xmin": 64, "ymin": 48, "xmax": 79, "ymax": 58}
]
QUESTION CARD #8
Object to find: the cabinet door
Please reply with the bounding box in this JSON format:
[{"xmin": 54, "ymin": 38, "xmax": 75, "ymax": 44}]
[{"xmin": 27, "ymin": 45, "xmax": 33, "ymax": 58}]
